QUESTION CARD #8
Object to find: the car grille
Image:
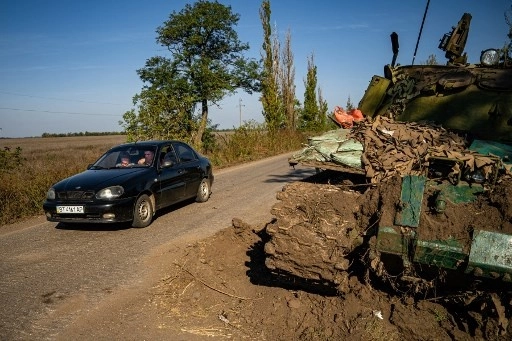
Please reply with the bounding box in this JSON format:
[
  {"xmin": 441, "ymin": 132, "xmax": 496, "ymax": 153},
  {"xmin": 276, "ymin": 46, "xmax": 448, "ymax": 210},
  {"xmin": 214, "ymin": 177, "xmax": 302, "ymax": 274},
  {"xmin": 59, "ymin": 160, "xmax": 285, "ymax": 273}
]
[{"xmin": 56, "ymin": 190, "xmax": 95, "ymax": 201}]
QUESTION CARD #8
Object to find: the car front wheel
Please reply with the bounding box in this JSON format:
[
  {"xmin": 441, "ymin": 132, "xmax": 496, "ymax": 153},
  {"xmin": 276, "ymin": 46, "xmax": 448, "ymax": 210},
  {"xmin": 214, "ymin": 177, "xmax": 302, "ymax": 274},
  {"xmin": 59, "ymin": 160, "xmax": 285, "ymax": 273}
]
[
  {"xmin": 196, "ymin": 178, "xmax": 211, "ymax": 203},
  {"xmin": 132, "ymin": 194, "xmax": 153, "ymax": 228}
]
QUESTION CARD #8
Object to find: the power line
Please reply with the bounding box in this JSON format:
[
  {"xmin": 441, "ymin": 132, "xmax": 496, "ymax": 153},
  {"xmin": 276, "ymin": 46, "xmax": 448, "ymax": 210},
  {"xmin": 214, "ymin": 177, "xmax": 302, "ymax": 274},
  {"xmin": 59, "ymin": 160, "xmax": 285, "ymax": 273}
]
[
  {"xmin": 0, "ymin": 90, "xmax": 125, "ymax": 106},
  {"xmin": 0, "ymin": 107, "xmax": 122, "ymax": 117}
]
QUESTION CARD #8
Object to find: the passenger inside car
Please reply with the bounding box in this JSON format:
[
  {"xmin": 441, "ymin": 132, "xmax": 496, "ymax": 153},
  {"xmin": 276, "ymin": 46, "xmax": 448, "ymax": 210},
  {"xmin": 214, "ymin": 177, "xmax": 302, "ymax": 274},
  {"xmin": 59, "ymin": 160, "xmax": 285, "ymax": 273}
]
[
  {"xmin": 116, "ymin": 152, "xmax": 133, "ymax": 167},
  {"xmin": 161, "ymin": 150, "xmax": 178, "ymax": 166}
]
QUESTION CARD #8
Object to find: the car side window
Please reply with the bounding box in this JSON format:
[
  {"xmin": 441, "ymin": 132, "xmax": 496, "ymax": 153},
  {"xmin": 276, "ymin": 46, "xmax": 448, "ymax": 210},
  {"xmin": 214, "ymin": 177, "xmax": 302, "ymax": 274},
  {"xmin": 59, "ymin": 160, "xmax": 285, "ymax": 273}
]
[
  {"xmin": 175, "ymin": 143, "xmax": 197, "ymax": 162},
  {"xmin": 160, "ymin": 145, "xmax": 178, "ymax": 167}
]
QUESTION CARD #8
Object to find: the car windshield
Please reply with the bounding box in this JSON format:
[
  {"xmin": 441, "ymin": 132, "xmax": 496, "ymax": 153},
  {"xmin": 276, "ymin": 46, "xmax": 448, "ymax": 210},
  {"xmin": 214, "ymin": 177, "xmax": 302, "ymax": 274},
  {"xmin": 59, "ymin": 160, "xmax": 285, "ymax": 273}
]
[{"xmin": 91, "ymin": 146, "xmax": 157, "ymax": 169}]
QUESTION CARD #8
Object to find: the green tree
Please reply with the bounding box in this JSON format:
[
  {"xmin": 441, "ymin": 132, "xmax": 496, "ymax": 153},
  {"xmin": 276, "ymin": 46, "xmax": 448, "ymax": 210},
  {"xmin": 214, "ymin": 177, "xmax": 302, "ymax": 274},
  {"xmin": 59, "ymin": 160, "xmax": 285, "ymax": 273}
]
[
  {"xmin": 317, "ymin": 88, "xmax": 328, "ymax": 130},
  {"xmin": 122, "ymin": 1, "xmax": 260, "ymax": 147},
  {"xmin": 506, "ymin": 4, "xmax": 512, "ymax": 42},
  {"xmin": 425, "ymin": 54, "xmax": 439, "ymax": 65},
  {"xmin": 281, "ymin": 29, "xmax": 296, "ymax": 130},
  {"xmin": 259, "ymin": 0, "xmax": 283, "ymax": 132},
  {"xmin": 120, "ymin": 55, "xmax": 197, "ymax": 142},
  {"xmin": 299, "ymin": 54, "xmax": 320, "ymax": 131},
  {"xmin": 345, "ymin": 95, "xmax": 354, "ymax": 110},
  {"xmin": 0, "ymin": 146, "xmax": 23, "ymax": 173},
  {"xmin": 504, "ymin": 5, "xmax": 512, "ymax": 62}
]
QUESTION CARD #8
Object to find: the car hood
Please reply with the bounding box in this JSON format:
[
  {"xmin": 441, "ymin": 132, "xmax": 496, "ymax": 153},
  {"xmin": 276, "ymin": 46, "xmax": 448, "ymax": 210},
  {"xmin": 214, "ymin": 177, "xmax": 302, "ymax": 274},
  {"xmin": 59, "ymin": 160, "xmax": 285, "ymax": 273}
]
[{"xmin": 52, "ymin": 168, "xmax": 151, "ymax": 191}]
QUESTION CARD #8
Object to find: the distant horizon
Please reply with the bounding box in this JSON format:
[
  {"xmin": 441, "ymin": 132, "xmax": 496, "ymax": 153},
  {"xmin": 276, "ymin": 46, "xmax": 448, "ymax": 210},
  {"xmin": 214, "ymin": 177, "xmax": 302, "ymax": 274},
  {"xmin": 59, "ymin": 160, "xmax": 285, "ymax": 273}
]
[{"xmin": 0, "ymin": 128, "xmax": 243, "ymax": 139}]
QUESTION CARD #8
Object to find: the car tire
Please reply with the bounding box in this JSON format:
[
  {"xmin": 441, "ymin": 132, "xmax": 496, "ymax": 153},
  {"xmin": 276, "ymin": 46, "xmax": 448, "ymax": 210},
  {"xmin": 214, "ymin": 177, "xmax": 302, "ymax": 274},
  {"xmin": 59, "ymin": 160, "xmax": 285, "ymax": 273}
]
[
  {"xmin": 196, "ymin": 178, "xmax": 211, "ymax": 203},
  {"xmin": 132, "ymin": 194, "xmax": 153, "ymax": 228}
]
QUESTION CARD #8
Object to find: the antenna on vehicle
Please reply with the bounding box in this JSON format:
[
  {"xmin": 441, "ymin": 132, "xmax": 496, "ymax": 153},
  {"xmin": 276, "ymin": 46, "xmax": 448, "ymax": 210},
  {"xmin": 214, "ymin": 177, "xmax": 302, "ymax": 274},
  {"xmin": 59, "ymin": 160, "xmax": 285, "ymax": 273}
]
[{"xmin": 412, "ymin": 0, "xmax": 431, "ymax": 65}]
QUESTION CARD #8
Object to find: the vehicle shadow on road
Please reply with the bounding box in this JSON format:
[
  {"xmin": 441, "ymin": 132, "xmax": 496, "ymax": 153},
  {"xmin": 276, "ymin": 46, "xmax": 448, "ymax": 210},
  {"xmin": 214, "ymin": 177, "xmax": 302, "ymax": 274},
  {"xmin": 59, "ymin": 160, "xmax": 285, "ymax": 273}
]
[
  {"xmin": 264, "ymin": 168, "xmax": 317, "ymax": 183},
  {"xmin": 265, "ymin": 168, "xmax": 367, "ymax": 186},
  {"xmin": 54, "ymin": 222, "xmax": 133, "ymax": 231},
  {"xmin": 152, "ymin": 197, "xmax": 196, "ymax": 222}
]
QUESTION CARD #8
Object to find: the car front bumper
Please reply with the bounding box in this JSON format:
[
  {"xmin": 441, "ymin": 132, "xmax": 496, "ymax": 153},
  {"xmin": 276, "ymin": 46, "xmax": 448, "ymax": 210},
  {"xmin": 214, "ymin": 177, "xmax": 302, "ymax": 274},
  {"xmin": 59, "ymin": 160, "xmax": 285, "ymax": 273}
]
[{"xmin": 43, "ymin": 197, "xmax": 136, "ymax": 224}]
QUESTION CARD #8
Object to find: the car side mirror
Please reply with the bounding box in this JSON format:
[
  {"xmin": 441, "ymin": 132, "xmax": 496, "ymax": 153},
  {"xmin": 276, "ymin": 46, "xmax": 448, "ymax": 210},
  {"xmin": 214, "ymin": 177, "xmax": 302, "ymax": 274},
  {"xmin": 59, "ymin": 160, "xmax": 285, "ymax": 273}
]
[{"xmin": 161, "ymin": 160, "xmax": 173, "ymax": 168}]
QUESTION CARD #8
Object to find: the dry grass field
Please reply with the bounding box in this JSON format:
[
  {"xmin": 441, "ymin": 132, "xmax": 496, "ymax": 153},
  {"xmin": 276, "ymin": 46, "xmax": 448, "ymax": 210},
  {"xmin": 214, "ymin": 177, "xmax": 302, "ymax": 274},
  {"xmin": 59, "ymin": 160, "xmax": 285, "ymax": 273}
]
[
  {"xmin": 0, "ymin": 135, "xmax": 127, "ymax": 226},
  {"xmin": 5, "ymin": 135, "xmax": 127, "ymax": 154}
]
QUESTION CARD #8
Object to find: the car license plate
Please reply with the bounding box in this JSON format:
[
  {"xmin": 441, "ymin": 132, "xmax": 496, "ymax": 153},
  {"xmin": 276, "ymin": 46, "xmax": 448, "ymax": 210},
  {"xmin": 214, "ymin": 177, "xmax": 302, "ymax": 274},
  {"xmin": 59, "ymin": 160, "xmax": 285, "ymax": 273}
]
[{"xmin": 57, "ymin": 206, "xmax": 84, "ymax": 214}]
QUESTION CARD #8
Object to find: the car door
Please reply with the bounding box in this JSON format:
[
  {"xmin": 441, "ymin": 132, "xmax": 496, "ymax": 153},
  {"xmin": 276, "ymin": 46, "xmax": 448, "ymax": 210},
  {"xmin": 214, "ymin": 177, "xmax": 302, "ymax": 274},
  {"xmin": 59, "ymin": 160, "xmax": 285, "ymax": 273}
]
[
  {"xmin": 173, "ymin": 142, "xmax": 203, "ymax": 199},
  {"xmin": 156, "ymin": 145, "xmax": 187, "ymax": 209}
]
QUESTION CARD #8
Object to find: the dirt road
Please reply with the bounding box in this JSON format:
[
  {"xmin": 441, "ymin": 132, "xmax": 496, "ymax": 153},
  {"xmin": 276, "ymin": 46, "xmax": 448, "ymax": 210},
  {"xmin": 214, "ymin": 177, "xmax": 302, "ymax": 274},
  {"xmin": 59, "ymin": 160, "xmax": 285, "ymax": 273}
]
[{"xmin": 0, "ymin": 153, "xmax": 316, "ymax": 340}]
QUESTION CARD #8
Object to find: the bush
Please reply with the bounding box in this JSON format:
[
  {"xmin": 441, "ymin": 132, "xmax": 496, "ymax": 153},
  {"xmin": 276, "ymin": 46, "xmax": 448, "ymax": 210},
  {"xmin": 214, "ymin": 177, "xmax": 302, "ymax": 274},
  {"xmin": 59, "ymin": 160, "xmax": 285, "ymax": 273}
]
[
  {"xmin": 207, "ymin": 121, "xmax": 306, "ymax": 168},
  {"xmin": 0, "ymin": 146, "xmax": 24, "ymax": 172}
]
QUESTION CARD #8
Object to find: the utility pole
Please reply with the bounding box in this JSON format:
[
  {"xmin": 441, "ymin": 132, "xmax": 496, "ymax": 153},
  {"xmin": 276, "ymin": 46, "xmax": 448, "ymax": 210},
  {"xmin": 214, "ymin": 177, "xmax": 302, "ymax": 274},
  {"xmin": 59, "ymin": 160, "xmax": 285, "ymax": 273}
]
[{"xmin": 238, "ymin": 98, "xmax": 245, "ymax": 127}]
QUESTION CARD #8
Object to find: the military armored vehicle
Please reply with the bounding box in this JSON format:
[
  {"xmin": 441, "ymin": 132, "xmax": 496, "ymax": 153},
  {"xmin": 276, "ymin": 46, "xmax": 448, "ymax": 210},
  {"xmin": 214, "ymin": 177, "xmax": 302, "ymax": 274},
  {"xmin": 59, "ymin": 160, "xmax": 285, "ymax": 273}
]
[
  {"xmin": 277, "ymin": 12, "xmax": 512, "ymax": 296},
  {"xmin": 360, "ymin": 12, "xmax": 512, "ymax": 289}
]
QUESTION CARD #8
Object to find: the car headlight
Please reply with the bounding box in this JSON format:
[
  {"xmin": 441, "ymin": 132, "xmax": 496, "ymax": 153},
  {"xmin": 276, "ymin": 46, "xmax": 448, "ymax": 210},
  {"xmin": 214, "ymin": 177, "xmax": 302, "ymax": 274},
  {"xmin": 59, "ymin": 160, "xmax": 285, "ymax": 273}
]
[
  {"xmin": 480, "ymin": 49, "xmax": 500, "ymax": 66},
  {"xmin": 47, "ymin": 188, "xmax": 56, "ymax": 200},
  {"xmin": 96, "ymin": 186, "xmax": 124, "ymax": 199}
]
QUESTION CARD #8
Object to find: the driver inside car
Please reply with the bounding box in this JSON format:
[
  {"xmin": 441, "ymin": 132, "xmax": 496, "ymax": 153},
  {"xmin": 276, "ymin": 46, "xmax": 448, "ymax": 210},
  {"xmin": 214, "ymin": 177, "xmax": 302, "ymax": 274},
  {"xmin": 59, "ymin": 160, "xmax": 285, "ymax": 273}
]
[{"xmin": 138, "ymin": 150, "xmax": 154, "ymax": 166}]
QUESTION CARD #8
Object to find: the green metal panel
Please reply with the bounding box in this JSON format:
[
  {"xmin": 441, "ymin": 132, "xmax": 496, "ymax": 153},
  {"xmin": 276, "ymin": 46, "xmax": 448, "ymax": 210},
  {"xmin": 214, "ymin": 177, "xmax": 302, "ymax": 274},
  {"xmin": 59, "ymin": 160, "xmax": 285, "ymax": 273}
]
[
  {"xmin": 413, "ymin": 239, "xmax": 467, "ymax": 269},
  {"xmin": 396, "ymin": 84, "xmax": 512, "ymax": 143},
  {"xmin": 429, "ymin": 181, "xmax": 484, "ymax": 204},
  {"xmin": 376, "ymin": 226, "xmax": 415, "ymax": 256},
  {"xmin": 395, "ymin": 175, "xmax": 426, "ymax": 227},
  {"xmin": 358, "ymin": 76, "xmax": 391, "ymax": 118},
  {"xmin": 469, "ymin": 139, "xmax": 512, "ymax": 165},
  {"xmin": 466, "ymin": 230, "xmax": 512, "ymax": 280}
]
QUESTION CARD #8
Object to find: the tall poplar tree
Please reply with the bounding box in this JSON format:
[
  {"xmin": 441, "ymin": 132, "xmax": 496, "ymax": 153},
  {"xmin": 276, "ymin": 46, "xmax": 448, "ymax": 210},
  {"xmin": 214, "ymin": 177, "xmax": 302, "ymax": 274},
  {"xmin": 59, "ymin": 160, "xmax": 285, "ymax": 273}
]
[
  {"xmin": 281, "ymin": 29, "xmax": 296, "ymax": 130},
  {"xmin": 259, "ymin": 0, "xmax": 283, "ymax": 132},
  {"xmin": 300, "ymin": 54, "xmax": 320, "ymax": 131}
]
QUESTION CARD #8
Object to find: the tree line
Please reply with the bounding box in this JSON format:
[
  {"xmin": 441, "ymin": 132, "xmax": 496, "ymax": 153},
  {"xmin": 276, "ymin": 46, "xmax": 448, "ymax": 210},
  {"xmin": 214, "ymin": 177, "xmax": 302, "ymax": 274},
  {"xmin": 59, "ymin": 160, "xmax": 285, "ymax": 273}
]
[{"xmin": 41, "ymin": 131, "xmax": 125, "ymax": 138}]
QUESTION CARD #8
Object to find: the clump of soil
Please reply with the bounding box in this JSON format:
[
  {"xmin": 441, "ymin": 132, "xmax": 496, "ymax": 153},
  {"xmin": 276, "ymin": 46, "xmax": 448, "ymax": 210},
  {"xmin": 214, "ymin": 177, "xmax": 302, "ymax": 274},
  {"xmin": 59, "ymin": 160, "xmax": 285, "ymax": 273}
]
[
  {"xmin": 154, "ymin": 170, "xmax": 512, "ymax": 340},
  {"xmin": 265, "ymin": 180, "xmax": 363, "ymax": 294}
]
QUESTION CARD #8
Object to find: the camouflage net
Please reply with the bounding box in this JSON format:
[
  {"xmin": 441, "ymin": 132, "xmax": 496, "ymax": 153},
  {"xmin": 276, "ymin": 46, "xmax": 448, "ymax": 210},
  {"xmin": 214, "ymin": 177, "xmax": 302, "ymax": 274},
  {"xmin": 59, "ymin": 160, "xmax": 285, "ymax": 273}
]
[{"xmin": 350, "ymin": 116, "xmax": 511, "ymax": 184}]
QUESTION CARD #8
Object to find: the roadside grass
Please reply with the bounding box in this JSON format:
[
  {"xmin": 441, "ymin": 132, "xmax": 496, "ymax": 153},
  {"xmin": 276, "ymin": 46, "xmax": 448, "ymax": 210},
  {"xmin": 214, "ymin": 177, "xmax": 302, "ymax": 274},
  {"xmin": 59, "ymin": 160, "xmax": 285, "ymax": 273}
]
[
  {"xmin": 0, "ymin": 135, "xmax": 127, "ymax": 226},
  {"xmin": 0, "ymin": 128, "xmax": 308, "ymax": 226},
  {"xmin": 209, "ymin": 122, "xmax": 306, "ymax": 167}
]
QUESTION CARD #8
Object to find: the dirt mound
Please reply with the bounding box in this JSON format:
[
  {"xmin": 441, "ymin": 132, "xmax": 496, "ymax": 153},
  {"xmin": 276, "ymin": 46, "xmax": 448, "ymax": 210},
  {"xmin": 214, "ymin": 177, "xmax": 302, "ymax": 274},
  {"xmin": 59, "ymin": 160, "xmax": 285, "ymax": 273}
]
[
  {"xmin": 154, "ymin": 171, "xmax": 512, "ymax": 340},
  {"xmin": 154, "ymin": 216, "xmax": 466, "ymax": 340},
  {"xmin": 265, "ymin": 181, "xmax": 363, "ymax": 294}
]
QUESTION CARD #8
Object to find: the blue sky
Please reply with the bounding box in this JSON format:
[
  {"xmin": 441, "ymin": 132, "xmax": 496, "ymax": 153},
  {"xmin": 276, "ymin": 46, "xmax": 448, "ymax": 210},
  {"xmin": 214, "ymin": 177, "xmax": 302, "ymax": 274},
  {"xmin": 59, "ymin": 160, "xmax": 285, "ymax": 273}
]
[{"xmin": 1, "ymin": 0, "xmax": 511, "ymax": 137}]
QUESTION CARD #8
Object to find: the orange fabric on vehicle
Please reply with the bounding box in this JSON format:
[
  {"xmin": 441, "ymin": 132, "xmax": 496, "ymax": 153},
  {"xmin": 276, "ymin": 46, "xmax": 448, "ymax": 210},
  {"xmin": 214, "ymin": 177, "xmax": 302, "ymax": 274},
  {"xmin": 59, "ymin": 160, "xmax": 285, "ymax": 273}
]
[
  {"xmin": 350, "ymin": 109, "xmax": 364, "ymax": 121},
  {"xmin": 333, "ymin": 106, "xmax": 364, "ymax": 128}
]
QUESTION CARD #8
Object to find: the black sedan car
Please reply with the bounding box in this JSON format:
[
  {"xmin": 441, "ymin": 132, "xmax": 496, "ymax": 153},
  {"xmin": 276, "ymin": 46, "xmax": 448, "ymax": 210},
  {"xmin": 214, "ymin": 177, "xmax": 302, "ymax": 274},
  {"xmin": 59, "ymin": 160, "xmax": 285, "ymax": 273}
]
[{"xmin": 43, "ymin": 140, "xmax": 214, "ymax": 228}]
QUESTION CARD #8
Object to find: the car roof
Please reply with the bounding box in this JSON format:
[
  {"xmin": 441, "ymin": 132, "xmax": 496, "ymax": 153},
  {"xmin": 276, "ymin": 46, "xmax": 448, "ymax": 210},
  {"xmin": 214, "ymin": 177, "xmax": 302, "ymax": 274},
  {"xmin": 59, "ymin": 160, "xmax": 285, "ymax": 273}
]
[{"xmin": 114, "ymin": 140, "xmax": 185, "ymax": 149}]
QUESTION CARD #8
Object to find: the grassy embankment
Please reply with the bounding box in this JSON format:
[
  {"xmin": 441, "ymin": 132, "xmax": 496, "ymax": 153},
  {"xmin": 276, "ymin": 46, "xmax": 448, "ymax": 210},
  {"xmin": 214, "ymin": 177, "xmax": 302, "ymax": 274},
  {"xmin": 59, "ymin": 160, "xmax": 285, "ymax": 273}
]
[{"xmin": 0, "ymin": 128, "xmax": 307, "ymax": 226}]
